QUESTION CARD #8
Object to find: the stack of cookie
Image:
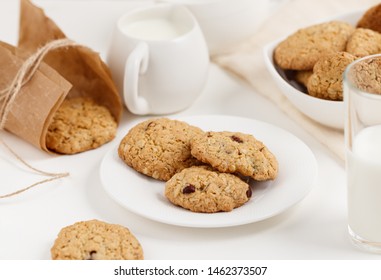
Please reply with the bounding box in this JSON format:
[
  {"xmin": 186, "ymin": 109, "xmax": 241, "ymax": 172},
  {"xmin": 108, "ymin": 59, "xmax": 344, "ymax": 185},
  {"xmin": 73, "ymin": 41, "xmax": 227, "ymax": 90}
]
[
  {"xmin": 118, "ymin": 118, "xmax": 278, "ymax": 213},
  {"xmin": 274, "ymin": 3, "xmax": 381, "ymax": 101}
]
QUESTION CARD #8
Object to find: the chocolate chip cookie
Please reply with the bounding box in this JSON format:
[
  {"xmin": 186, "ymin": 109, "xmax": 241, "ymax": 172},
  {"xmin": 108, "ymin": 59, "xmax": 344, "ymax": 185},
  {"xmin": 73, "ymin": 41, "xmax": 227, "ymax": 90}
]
[
  {"xmin": 190, "ymin": 131, "xmax": 278, "ymax": 181},
  {"xmin": 165, "ymin": 166, "xmax": 251, "ymax": 213},
  {"xmin": 118, "ymin": 118, "xmax": 203, "ymax": 181},
  {"xmin": 51, "ymin": 220, "xmax": 143, "ymax": 260},
  {"xmin": 46, "ymin": 97, "xmax": 117, "ymax": 154}
]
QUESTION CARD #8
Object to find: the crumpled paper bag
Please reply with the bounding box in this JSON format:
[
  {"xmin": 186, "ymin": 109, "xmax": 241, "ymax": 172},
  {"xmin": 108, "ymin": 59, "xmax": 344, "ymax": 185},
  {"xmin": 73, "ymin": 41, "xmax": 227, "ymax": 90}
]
[
  {"xmin": 0, "ymin": 41, "xmax": 72, "ymax": 151},
  {"xmin": 0, "ymin": 0, "xmax": 123, "ymax": 152}
]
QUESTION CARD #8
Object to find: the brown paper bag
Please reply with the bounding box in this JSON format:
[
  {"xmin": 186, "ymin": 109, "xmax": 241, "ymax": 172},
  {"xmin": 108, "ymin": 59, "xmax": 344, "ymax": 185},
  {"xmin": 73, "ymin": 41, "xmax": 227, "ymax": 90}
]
[
  {"xmin": 18, "ymin": 0, "xmax": 122, "ymax": 124},
  {"xmin": 0, "ymin": 41, "xmax": 72, "ymax": 151}
]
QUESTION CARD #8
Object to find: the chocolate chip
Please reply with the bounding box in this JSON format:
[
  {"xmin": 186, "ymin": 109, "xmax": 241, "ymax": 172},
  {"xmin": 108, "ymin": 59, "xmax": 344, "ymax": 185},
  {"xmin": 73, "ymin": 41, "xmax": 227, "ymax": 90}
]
[
  {"xmin": 183, "ymin": 184, "xmax": 196, "ymax": 194},
  {"xmin": 246, "ymin": 187, "xmax": 252, "ymax": 198},
  {"xmin": 87, "ymin": 250, "xmax": 97, "ymax": 260},
  {"xmin": 231, "ymin": 135, "xmax": 243, "ymax": 143},
  {"xmin": 145, "ymin": 121, "xmax": 154, "ymax": 130}
]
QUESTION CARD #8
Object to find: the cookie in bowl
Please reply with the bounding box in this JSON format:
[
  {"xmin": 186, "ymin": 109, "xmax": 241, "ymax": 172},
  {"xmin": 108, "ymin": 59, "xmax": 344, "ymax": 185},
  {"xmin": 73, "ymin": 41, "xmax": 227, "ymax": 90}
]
[
  {"xmin": 346, "ymin": 28, "xmax": 381, "ymax": 57},
  {"xmin": 307, "ymin": 52, "xmax": 357, "ymax": 101},
  {"xmin": 357, "ymin": 3, "xmax": 381, "ymax": 33},
  {"xmin": 264, "ymin": 11, "xmax": 377, "ymax": 129},
  {"xmin": 273, "ymin": 21, "xmax": 354, "ymax": 71},
  {"xmin": 265, "ymin": 3, "xmax": 381, "ymax": 130}
]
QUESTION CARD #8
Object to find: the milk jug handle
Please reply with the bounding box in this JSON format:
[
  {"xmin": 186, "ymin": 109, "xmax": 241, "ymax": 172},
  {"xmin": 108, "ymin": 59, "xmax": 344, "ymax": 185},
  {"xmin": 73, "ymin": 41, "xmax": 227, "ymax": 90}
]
[{"xmin": 124, "ymin": 42, "xmax": 150, "ymax": 115}]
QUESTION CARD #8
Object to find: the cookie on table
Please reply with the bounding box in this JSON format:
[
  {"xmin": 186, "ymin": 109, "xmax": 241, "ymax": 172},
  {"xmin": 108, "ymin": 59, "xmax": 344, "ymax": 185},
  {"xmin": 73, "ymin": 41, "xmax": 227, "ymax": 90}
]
[
  {"xmin": 46, "ymin": 97, "xmax": 117, "ymax": 154},
  {"xmin": 357, "ymin": 4, "xmax": 381, "ymax": 34},
  {"xmin": 165, "ymin": 166, "xmax": 252, "ymax": 213},
  {"xmin": 307, "ymin": 52, "xmax": 357, "ymax": 101},
  {"xmin": 190, "ymin": 131, "xmax": 278, "ymax": 181},
  {"xmin": 274, "ymin": 21, "xmax": 355, "ymax": 70},
  {"xmin": 51, "ymin": 220, "xmax": 143, "ymax": 260},
  {"xmin": 118, "ymin": 118, "xmax": 203, "ymax": 181},
  {"xmin": 346, "ymin": 28, "xmax": 381, "ymax": 57}
]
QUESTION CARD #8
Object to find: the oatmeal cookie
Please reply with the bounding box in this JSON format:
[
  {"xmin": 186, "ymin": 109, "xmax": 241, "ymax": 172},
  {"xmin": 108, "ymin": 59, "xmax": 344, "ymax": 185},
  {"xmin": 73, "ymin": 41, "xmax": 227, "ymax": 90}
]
[
  {"xmin": 190, "ymin": 131, "xmax": 278, "ymax": 181},
  {"xmin": 165, "ymin": 166, "xmax": 251, "ymax": 213},
  {"xmin": 46, "ymin": 97, "xmax": 117, "ymax": 154},
  {"xmin": 51, "ymin": 220, "xmax": 143, "ymax": 260},
  {"xmin": 346, "ymin": 28, "xmax": 381, "ymax": 57},
  {"xmin": 274, "ymin": 21, "xmax": 354, "ymax": 70},
  {"xmin": 295, "ymin": 70, "xmax": 313, "ymax": 87},
  {"xmin": 357, "ymin": 4, "xmax": 381, "ymax": 34},
  {"xmin": 118, "ymin": 118, "xmax": 203, "ymax": 181},
  {"xmin": 307, "ymin": 51, "xmax": 357, "ymax": 100}
]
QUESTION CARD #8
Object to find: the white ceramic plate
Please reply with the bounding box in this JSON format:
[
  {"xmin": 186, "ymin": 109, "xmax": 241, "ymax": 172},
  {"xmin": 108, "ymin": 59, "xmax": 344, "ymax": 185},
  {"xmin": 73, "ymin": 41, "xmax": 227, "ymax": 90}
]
[{"xmin": 100, "ymin": 115, "xmax": 318, "ymax": 228}]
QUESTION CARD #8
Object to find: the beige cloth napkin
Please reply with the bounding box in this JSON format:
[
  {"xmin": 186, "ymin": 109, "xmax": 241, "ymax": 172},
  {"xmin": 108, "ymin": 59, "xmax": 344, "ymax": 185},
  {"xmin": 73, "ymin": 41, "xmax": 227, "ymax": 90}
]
[{"xmin": 213, "ymin": 0, "xmax": 380, "ymax": 162}]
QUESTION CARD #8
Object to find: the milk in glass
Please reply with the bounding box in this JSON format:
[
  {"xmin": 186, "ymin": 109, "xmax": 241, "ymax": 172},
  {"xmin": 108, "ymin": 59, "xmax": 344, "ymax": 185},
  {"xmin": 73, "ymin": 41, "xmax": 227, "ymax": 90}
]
[{"xmin": 347, "ymin": 125, "xmax": 381, "ymax": 243}]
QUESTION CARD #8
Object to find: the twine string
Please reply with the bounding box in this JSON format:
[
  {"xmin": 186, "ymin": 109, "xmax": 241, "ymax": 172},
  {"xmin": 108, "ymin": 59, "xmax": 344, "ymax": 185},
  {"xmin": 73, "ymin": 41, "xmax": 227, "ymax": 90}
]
[
  {"xmin": 0, "ymin": 138, "xmax": 69, "ymax": 200},
  {"xmin": 0, "ymin": 38, "xmax": 78, "ymax": 129},
  {"xmin": 0, "ymin": 38, "xmax": 76, "ymax": 199}
]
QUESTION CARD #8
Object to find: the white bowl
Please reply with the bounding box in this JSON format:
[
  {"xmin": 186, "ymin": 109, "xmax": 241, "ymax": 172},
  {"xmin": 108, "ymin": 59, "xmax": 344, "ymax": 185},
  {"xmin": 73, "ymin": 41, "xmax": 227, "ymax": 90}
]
[
  {"xmin": 263, "ymin": 10, "xmax": 363, "ymax": 130},
  {"xmin": 160, "ymin": 0, "xmax": 281, "ymax": 55}
]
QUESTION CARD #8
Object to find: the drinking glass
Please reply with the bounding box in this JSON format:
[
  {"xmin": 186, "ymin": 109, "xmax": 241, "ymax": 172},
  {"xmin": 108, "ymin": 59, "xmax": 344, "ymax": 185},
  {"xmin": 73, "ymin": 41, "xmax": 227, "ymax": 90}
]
[{"xmin": 344, "ymin": 54, "xmax": 381, "ymax": 253}]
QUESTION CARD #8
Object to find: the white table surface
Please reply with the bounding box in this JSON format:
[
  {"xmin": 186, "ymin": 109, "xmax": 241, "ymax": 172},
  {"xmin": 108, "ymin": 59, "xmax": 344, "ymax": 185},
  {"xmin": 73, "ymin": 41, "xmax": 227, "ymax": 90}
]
[{"xmin": 0, "ymin": 0, "xmax": 379, "ymax": 260}]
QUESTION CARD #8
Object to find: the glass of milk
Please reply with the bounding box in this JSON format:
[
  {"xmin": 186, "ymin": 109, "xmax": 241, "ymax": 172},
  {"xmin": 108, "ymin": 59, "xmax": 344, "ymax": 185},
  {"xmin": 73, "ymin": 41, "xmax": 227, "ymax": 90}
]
[{"xmin": 344, "ymin": 54, "xmax": 381, "ymax": 253}]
